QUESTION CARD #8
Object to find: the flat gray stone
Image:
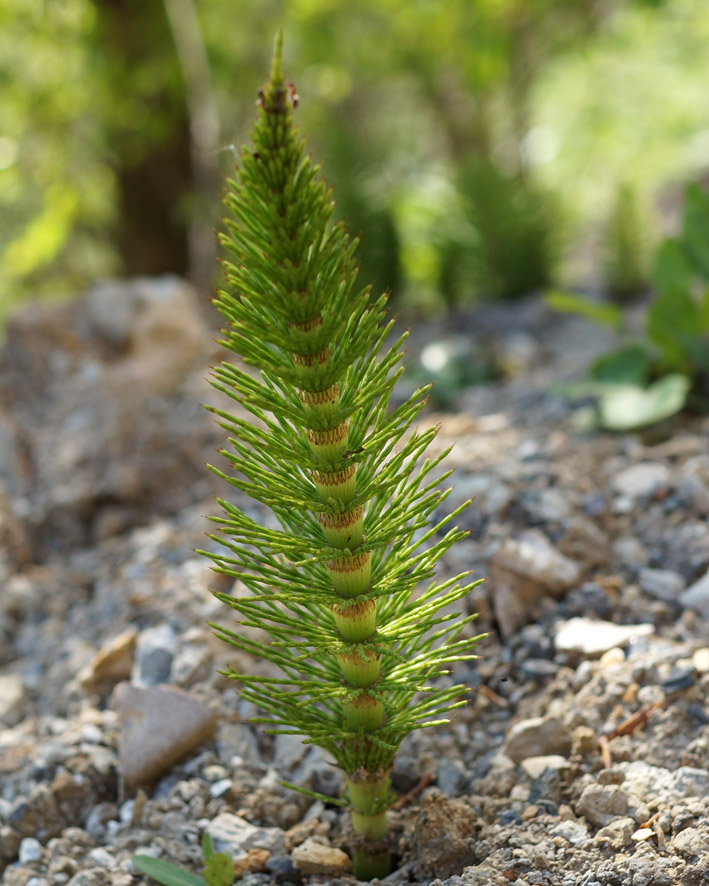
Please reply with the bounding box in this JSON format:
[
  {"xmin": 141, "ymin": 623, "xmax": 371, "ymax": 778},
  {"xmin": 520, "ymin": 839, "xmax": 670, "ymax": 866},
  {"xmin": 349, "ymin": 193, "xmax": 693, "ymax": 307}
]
[
  {"xmin": 680, "ymin": 568, "xmax": 709, "ymax": 617},
  {"xmin": 115, "ymin": 683, "xmax": 217, "ymax": 790},
  {"xmin": 291, "ymin": 838, "xmax": 351, "ymax": 875},
  {"xmin": 638, "ymin": 568, "xmax": 685, "ymax": 602},
  {"xmin": 133, "ymin": 623, "xmax": 178, "ymax": 686},
  {"xmin": 0, "ymin": 674, "xmax": 25, "ymax": 726}
]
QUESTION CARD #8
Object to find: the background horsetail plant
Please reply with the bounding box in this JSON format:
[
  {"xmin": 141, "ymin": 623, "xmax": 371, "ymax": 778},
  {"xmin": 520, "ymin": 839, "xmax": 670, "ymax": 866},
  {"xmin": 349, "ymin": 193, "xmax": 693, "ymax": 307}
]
[{"xmin": 202, "ymin": 33, "xmax": 485, "ymax": 880}]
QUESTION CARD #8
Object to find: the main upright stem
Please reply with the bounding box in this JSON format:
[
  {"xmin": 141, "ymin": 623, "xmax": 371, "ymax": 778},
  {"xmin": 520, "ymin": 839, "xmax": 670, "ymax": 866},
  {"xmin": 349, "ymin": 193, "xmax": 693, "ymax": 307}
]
[{"xmin": 257, "ymin": 33, "xmax": 391, "ymax": 876}]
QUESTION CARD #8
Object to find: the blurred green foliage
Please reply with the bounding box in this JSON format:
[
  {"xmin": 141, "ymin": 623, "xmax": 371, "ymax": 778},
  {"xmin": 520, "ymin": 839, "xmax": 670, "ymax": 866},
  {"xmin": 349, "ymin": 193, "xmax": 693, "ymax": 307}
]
[
  {"xmin": 3, "ymin": 0, "xmax": 709, "ymax": 324},
  {"xmin": 603, "ymin": 182, "xmax": 652, "ymax": 303},
  {"xmin": 439, "ymin": 156, "xmax": 558, "ymax": 305},
  {"xmin": 550, "ymin": 183, "xmax": 709, "ymax": 430}
]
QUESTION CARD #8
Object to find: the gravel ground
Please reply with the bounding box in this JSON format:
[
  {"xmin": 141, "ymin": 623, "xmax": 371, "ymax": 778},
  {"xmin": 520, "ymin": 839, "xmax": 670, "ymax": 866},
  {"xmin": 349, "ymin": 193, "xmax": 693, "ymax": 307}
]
[{"xmin": 1, "ymin": 280, "xmax": 708, "ymax": 886}]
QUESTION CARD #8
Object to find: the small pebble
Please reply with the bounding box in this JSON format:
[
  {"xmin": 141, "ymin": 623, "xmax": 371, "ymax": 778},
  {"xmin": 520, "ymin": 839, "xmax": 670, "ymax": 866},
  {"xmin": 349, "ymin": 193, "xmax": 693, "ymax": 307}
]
[{"xmin": 631, "ymin": 828, "xmax": 654, "ymax": 842}]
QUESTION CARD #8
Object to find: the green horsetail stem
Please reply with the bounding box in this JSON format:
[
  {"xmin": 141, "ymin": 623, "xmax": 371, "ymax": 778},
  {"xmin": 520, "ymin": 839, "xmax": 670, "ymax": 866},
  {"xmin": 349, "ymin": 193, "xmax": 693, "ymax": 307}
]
[{"xmin": 203, "ymin": 31, "xmax": 486, "ymax": 880}]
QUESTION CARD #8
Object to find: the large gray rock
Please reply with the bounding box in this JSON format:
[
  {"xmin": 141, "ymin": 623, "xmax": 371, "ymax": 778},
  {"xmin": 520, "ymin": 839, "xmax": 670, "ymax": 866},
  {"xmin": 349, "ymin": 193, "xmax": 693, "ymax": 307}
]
[
  {"xmin": 115, "ymin": 683, "xmax": 217, "ymax": 790},
  {"xmin": 577, "ymin": 784, "xmax": 649, "ymax": 828},
  {"xmin": 489, "ymin": 530, "xmax": 583, "ymax": 637}
]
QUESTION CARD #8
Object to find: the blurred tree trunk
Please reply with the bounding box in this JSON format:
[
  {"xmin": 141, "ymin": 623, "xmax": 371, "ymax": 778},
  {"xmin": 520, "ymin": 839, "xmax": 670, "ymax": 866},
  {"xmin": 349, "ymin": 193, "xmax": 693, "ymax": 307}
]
[
  {"xmin": 163, "ymin": 0, "xmax": 220, "ymax": 301},
  {"xmin": 91, "ymin": 0, "xmax": 210, "ymax": 295}
]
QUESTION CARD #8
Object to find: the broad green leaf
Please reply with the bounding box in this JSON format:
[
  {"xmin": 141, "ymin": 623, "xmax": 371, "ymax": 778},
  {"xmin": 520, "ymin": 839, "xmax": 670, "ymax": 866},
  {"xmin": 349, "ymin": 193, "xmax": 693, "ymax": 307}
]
[
  {"xmin": 132, "ymin": 856, "xmax": 205, "ymax": 886},
  {"xmin": 647, "ymin": 239, "xmax": 705, "ymax": 372},
  {"xmin": 202, "ymin": 853, "xmax": 235, "ymax": 886},
  {"xmin": 652, "ymin": 239, "xmax": 694, "ymax": 300},
  {"xmin": 681, "ymin": 184, "xmax": 709, "ymax": 280},
  {"xmin": 201, "ymin": 833, "xmax": 214, "ymax": 861},
  {"xmin": 597, "ymin": 374, "xmax": 691, "ymax": 430},
  {"xmin": 545, "ymin": 290, "xmax": 623, "ymax": 331},
  {"xmin": 590, "ymin": 344, "xmax": 650, "ymax": 386},
  {"xmin": 647, "ymin": 288, "xmax": 704, "ymax": 374},
  {"xmin": 701, "ymin": 286, "xmax": 709, "ymax": 327}
]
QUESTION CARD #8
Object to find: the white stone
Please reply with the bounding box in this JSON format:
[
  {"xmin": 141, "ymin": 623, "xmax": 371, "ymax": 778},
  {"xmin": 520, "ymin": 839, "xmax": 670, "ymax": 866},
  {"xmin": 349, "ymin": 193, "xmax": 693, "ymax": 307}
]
[
  {"xmin": 521, "ymin": 755, "xmax": 570, "ymax": 779},
  {"xmin": 612, "ymin": 463, "xmax": 672, "ymax": 499},
  {"xmin": 18, "ymin": 837, "xmax": 42, "ymax": 864},
  {"xmin": 207, "ymin": 812, "xmax": 285, "ymax": 856},
  {"xmin": 692, "ymin": 648, "xmax": 709, "ymax": 672},
  {"xmin": 673, "ymin": 827, "xmax": 709, "ymax": 857},
  {"xmin": 87, "ymin": 847, "xmax": 117, "ymax": 870},
  {"xmin": 599, "ymin": 647, "xmax": 625, "ymax": 667},
  {"xmin": 555, "ymin": 618, "xmax": 654, "ymax": 656},
  {"xmin": 632, "ymin": 828, "xmax": 654, "ymax": 842}
]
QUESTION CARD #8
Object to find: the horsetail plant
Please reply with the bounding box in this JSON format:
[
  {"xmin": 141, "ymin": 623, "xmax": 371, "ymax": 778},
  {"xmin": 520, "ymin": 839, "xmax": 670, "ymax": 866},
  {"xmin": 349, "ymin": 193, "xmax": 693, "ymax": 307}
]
[{"xmin": 202, "ymin": 33, "xmax": 485, "ymax": 880}]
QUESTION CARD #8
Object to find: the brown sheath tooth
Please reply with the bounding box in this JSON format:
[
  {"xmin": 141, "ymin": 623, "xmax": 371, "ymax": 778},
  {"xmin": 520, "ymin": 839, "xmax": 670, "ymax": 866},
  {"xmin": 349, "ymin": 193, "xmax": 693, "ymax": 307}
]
[
  {"xmin": 291, "ymin": 313, "xmax": 323, "ymax": 333},
  {"xmin": 312, "ymin": 464, "xmax": 356, "ymax": 502},
  {"xmin": 299, "ymin": 383, "xmax": 339, "ymax": 407},
  {"xmin": 306, "ymin": 421, "xmax": 349, "ymax": 462},
  {"xmin": 293, "ymin": 347, "xmax": 330, "ymax": 367}
]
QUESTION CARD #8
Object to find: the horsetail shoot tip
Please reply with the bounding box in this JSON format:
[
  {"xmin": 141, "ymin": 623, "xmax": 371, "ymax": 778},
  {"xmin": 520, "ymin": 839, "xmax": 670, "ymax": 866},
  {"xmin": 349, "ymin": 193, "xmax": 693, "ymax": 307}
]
[{"xmin": 201, "ymin": 31, "xmax": 486, "ymax": 880}]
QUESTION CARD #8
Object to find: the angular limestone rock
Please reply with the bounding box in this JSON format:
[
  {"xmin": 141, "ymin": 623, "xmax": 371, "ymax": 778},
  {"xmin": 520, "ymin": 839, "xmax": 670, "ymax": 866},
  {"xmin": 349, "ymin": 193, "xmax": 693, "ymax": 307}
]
[
  {"xmin": 78, "ymin": 629, "xmax": 138, "ymax": 694},
  {"xmin": 207, "ymin": 812, "xmax": 285, "ymax": 856},
  {"xmin": 115, "ymin": 683, "xmax": 217, "ymax": 790},
  {"xmin": 503, "ymin": 715, "xmax": 572, "ymax": 763}
]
